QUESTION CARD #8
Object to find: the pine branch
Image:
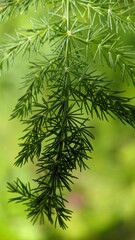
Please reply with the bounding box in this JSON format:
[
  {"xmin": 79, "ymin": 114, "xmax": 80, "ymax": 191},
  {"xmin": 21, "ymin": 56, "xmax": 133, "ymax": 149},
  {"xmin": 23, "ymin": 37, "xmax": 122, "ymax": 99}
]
[
  {"xmin": 70, "ymin": 27, "xmax": 135, "ymax": 82},
  {"xmin": 10, "ymin": 57, "xmax": 56, "ymax": 119},
  {"xmin": 72, "ymin": 73, "xmax": 135, "ymax": 126},
  {"xmin": 0, "ymin": 0, "xmax": 45, "ymax": 19},
  {"xmin": 1, "ymin": 0, "xmax": 135, "ymax": 229},
  {"xmin": 82, "ymin": 0, "xmax": 135, "ymax": 32},
  {"xmin": 0, "ymin": 19, "xmax": 53, "ymax": 71},
  {"xmin": 7, "ymin": 178, "xmax": 32, "ymax": 203}
]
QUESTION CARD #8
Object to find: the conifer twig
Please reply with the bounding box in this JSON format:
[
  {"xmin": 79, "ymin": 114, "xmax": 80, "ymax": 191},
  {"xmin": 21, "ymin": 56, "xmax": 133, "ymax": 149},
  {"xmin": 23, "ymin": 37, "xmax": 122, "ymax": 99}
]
[{"xmin": 1, "ymin": 0, "xmax": 135, "ymax": 229}]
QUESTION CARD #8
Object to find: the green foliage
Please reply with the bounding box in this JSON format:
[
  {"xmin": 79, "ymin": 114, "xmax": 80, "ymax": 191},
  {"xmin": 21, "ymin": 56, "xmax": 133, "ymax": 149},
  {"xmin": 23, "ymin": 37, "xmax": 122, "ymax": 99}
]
[{"xmin": 0, "ymin": 0, "xmax": 135, "ymax": 229}]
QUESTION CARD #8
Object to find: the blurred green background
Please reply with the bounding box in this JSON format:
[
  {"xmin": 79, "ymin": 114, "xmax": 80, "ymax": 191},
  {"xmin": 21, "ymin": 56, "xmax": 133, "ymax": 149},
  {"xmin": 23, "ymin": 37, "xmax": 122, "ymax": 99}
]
[{"xmin": 0, "ymin": 9, "xmax": 135, "ymax": 240}]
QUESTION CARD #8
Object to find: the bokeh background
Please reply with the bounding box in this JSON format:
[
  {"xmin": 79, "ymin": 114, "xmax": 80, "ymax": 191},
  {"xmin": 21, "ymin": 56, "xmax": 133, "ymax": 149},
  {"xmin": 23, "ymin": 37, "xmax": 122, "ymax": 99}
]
[{"xmin": 0, "ymin": 7, "xmax": 135, "ymax": 240}]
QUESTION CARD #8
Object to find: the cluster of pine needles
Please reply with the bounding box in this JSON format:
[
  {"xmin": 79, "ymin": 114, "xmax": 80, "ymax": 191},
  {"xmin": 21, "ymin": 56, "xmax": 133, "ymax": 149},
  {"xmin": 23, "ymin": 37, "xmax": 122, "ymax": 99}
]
[{"xmin": 0, "ymin": 0, "xmax": 135, "ymax": 228}]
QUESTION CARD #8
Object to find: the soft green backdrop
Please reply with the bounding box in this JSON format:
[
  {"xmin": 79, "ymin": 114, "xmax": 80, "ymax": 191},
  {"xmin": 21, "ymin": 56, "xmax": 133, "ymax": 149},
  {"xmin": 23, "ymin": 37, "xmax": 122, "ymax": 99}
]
[{"xmin": 0, "ymin": 10, "xmax": 135, "ymax": 240}]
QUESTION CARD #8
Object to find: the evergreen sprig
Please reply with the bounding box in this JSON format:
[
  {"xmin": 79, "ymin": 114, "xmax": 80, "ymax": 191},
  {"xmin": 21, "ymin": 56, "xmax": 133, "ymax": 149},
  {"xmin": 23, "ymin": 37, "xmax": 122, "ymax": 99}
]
[
  {"xmin": 0, "ymin": 0, "xmax": 45, "ymax": 19},
  {"xmin": 1, "ymin": 0, "xmax": 135, "ymax": 229}
]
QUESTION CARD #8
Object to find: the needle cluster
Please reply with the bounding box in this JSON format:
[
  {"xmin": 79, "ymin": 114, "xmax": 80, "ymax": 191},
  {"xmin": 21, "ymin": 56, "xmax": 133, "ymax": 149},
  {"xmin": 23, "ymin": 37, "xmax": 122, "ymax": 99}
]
[{"xmin": 0, "ymin": 0, "xmax": 135, "ymax": 229}]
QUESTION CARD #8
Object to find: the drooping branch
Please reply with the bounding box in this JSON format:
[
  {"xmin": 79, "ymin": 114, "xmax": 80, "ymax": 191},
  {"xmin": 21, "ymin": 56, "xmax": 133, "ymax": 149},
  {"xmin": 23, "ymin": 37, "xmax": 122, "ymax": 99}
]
[{"xmin": 2, "ymin": 0, "xmax": 135, "ymax": 229}]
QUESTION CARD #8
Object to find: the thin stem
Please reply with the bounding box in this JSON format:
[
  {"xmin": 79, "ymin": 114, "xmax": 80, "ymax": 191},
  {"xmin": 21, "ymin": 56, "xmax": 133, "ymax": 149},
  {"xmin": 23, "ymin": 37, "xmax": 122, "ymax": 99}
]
[
  {"xmin": 64, "ymin": 0, "xmax": 71, "ymax": 100},
  {"xmin": 66, "ymin": 0, "xmax": 70, "ymax": 30},
  {"xmin": 56, "ymin": 0, "xmax": 71, "ymax": 160}
]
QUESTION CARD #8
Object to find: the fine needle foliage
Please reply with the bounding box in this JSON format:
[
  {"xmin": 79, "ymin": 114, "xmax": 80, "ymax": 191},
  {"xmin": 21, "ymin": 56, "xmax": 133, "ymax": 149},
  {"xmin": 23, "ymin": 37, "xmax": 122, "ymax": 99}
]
[{"xmin": 0, "ymin": 0, "xmax": 135, "ymax": 229}]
